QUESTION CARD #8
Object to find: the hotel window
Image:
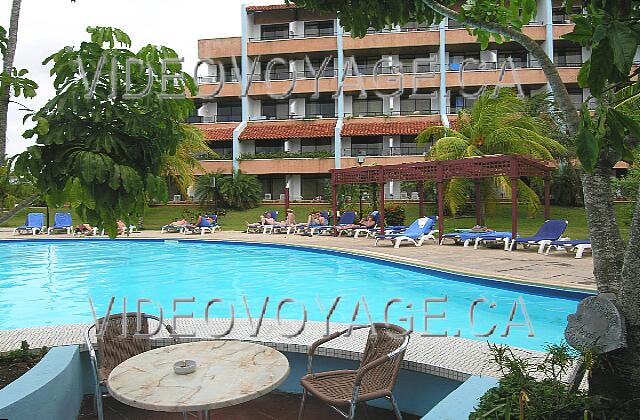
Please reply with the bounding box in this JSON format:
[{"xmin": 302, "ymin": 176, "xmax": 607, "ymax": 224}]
[
  {"xmin": 260, "ymin": 24, "xmax": 289, "ymax": 41},
  {"xmin": 301, "ymin": 175, "xmax": 330, "ymax": 200},
  {"xmin": 399, "ymin": 95, "xmax": 432, "ymax": 115},
  {"xmin": 401, "ymin": 21, "xmax": 430, "ymax": 31},
  {"xmin": 350, "ymin": 136, "xmax": 383, "ymax": 156},
  {"xmin": 262, "ymin": 100, "xmax": 289, "ymax": 120},
  {"xmin": 255, "ymin": 139, "xmax": 285, "ymax": 154},
  {"xmin": 497, "ymin": 50, "xmax": 528, "ymax": 68},
  {"xmin": 304, "ymin": 20, "xmax": 335, "ymax": 37},
  {"xmin": 304, "ymin": 58, "xmax": 335, "ymax": 78},
  {"xmin": 209, "ymin": 141, "xmax": 232, "ymax": 158},
  {"xmin": 217, "ymin": 102, "xmax": 242, "ymax": 122},
  {"xmin": 554, "ymin": 48, "xmax": 582, "ymax": 67},
  {"xmin": 352, "ymin": 98, "xmax": 384, "ymax": 116},
  {"xmin": 301, "ymin": 138, "xmax": 333, "ymax": 153},
  {"xmin": 352, "ymin": 56, "xmax": 384, "ymax": 75},
  {"xmin": 259, "ymin": 175, "xmax": 286, "ymax": 198},
  {"xmin": 305, "ymin": 100, "xmax": 335, "ymax": 118},
  {"xmin": 449, "ymin": 93, "xmax": 476, "ymax": 113},
  {"xmin": 449, "ymin": 52, "xmax": 481, "ymax": 70},
  {"xmin": 400, "ymin": 55, "xmax": 434, "ymax": 73},
  {"xmin": 394, "ymin": 135, "xmax": 429, "ymax": 156}
]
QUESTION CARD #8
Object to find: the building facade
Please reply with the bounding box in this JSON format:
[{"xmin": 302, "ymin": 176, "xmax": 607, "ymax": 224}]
[{"xmin": 189, "ymin": 0, "xmax": 636, "ymax": 202}]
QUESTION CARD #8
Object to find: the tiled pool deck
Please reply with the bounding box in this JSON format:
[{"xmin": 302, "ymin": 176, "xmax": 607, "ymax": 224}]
[{"xmin": 0, "ymin": 228, "xmax": 591, "ymax": 384}]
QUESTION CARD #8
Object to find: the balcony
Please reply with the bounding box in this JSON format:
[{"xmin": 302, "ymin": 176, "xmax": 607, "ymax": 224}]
[
  {"xmin": 343, "ymin": 146, "xmax": 427, "ymax": 157},
  {"xmin": 187, "ymin": 115, "xmax": 242, "ymax": 123}
]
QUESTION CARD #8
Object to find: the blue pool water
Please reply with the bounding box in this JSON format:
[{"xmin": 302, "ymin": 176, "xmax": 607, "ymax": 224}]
[{"xmin": 0, "ymin": 240, "xmax": 588, "ymax": 351}]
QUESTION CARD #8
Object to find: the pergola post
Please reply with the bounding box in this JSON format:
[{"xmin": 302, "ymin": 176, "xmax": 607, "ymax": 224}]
[
  {"xmin": 436, "ymin": 181, "xmax": 444, "ymax": 243},
  {"xmin": 543, "ymin": 177, "xmax": 551, "ymax": 220},
  {"xmin": 284, "ymin": 186, "xmax": 290, "ymax": 213},
  {"xmin": 331, "ymin": 174, "xmax": 338, "ymax": 234},
  {"xmin": 474, "ymin": 181, "xmax": 483, "ymax": 226},
  {"xmin": 378, "ymin": 171, "xmax": 386, "ymax": 234},
  {"xmin": 510, "ymin": 177, "xmax": 518, "ymax": 242},
  {"xmin": 417, "ymin": 181, "xmax": 425, "ymax": 218}
]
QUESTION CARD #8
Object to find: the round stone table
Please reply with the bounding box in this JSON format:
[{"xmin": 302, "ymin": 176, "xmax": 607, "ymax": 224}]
[{"xmin": 107, "ymin": 340, "xmax": 290, "ymax": 418}]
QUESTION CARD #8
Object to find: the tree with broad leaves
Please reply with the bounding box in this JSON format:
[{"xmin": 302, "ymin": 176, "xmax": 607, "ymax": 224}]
[
  {"xmin": 290, "ymin": 0, "xmax": 640, "ymax": 408},
  {"xmin": 14, "ymin": 27, "xmax": 197, "ymax": 237}
]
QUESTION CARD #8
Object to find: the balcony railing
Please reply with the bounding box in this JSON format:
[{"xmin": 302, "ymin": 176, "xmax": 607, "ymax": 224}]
[
  {"xmin": 249, "ymin": 31, "xmax": 338, "ymax": 42},
  {"xmin": 187, "ymin": 115, "xmax": 241, "ymax": 123},
  {"xmin": 390, "ymin": 109, "xmax": 438, "ymax": 116},
  {"xmin": 343, "ymin": 146, "xmax": 427, "ymax": 157},
  {"xmin": 197, "ymin": 75, "xmax": 239, "ymax": 84}
]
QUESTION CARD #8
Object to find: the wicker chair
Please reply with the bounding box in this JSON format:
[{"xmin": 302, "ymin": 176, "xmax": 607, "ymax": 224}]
[
  {"xmin": 85, "ymin": 312, "xmax": 174, "ymax": 420},
  {"xmin": 298, "ymin": 323, "xmax": 410, "ymax": 420}
]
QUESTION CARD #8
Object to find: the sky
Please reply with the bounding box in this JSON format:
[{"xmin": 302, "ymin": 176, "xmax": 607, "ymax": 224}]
[{"xmin": 0, "ymin": 0, "xmax": 280, "ymax": 157}]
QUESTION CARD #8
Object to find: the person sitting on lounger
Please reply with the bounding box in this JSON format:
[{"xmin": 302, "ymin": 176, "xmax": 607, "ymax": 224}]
[
  {"xmin": 279, "ymin": 209, "xmax": 296, "ymax": 226},
  {"xmin": 307, "ymin": 211, "xmax": 327, "ymax": 226},
  {"xmin": 116, "ymin": 220, "xmax": 127, "ymax": 235},
  {"xmin": 336, "ymin": 215, "xmax": 376, "ymax": 232},
  {"xmin": 260, "ymin": 211, "xmax": 277, "ymax": 225}
]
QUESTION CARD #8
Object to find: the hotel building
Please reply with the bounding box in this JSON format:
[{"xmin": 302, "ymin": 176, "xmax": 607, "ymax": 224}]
[{"xmin": 189, "ymin": 1, "xmax": 635, "ymax": 201}]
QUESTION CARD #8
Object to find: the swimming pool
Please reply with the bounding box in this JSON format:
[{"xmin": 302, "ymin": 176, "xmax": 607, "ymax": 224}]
[{"xmin": 0, "ymin": 239, "xmax": 589, "ymax": 351}]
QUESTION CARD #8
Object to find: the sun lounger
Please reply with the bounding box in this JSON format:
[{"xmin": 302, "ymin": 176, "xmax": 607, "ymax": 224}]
[
  {"xmin": 183, "ymin": 215, "xmax": 219, "ymax": 236},
  {"xmin": 246, "ymin": 211, "xmax": 278, "ymax": 234},
  {"xmin": 545, "ymin": 239, "xmax": 591, "ymax": 258},
  {"xmin": 344, "ymin": 211, "xmax": 379, "ymax": 238},
  {"xmin": 509, "ymin": 219, "xmax": 569, "ymax": 252},
  {"xmin": 472, "ymin": 232, "xmax": 514, "ymax": 250},
  {"xmin": 375, "ymin": 217, "xmax": 437, "ymax": 248},
  {"xmin": 13, "ymin": 213, "xmax": 45, "ymax": 235},
  {"xmin": 311, "ymin": 211, "xmax": 356, "ymax": 236},
  {"xmin": 47, "ymin": 212, "xmax": 73, "ymax": 235}
]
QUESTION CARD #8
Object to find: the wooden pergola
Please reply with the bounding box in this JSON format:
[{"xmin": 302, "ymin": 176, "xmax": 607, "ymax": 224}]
[{"xmin": 330, "ymin": 154, "xmax": 554, "ymax": 239}]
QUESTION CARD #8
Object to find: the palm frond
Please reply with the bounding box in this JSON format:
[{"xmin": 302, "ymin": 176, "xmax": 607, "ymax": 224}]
[
  {"xmin": 416, "ymin": 125, "xmax": 466, "ymax": 145},
  {"xmin": 428, "ymin": 136, "xmax": 470, "ymax": 160},
  {"xmin": 444, "ymin": 178, "xmax": 472, "ymax": 216}
]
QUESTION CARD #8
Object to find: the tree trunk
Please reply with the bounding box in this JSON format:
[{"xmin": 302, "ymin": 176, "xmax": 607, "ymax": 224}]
[
  {"xmin": 421, "ymin": 0, "xmax": 639, "ymax": 405},
  {"xmin": 0, "ymin": 192, "xmax": 37, "ymax": 225},
  {"xmin": 0, "ymin": 0, "xmax": 22, "ymax": 162}
]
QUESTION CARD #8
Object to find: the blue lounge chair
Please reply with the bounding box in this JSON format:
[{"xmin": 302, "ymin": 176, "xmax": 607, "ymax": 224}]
[
  {"xmin": 183, "ymin": 214, "xmax": 219, "ymax": 236},
  {"xmin": 375, "ymin": 217, "xmax": 437, "ymax": 248},
  {"xmin": 13, "ymin": 213, "xmax": 46, "ymax": 236},
  {"xmin": 471, "ymin": 231, "xmax": 514, "ymax": 250},
  {"xmin": 344, "ymin": 211, "xmax": 380, "ymax": 238},
  {"xmin": 509, "ymin": 219, "xmax": 569, "ymax": 252},
  {"xmin": 47, "ymin": 212, "xmax": 73, "ymax": 235},
  {"xmin": 545, "ymin": 239, "xmax": 591, "ymax": 259},
  {"xmin": 246, "ymin": 211, "xmax": 279, "ymax": 234},
  {"xmin": 294, "ymin": 211, "xmax": 330, "ymax": 235},
  {"xmin": 311, "ymin": 211, "xmax": 356, "ymax": 236}
]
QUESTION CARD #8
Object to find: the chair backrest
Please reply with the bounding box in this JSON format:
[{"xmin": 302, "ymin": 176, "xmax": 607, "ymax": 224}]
[
  {"xmin": 26, "ymin": 212, "xmax": 45, "ymax": 227},
  {"xmin": 535, "ymin": 219, "xmax": 568, "ymax": 240},
  {"xmin": 269, "ymin": 210, "xmax": 279, "ymax": 221},
  {"xmin": 359, "ymin": 323, "xmax": 408, "ymax": 393},
  {"xmin": 338, "ymin": 211, "xmax": 356, "ymax": 225},
  {"xmin": 54, "ymin": 212, "xmax": 72, "ymax": 227},
  {"xmin": 95, "ymin": 313, "xmax": 152, "ymax": 381},
  {"xmin": 403, "ymin": 217, "xmax": 434, "ymax": 238},
  {"xmin": 207, "ymin": 214, "xmax": 218, "ymax": 225},
  {"xmin": 370, "ymin": 211, "xmax": 380, "ymax": 224},
  {"xmin": 197, "ymin": 217, "xmax": 212, "ymax": 227}
]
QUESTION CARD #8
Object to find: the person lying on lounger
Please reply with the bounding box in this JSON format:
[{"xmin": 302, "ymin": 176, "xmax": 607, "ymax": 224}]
[
  {"xmin": 336, "ymin": 215, "xmax": 376, "ymax": 232},
  {"xmin": 169, "ymin": 218, "xmax": 189, "ymax": 227},
  {"xmin": 75, "ymin": 223, "xmax": 94, "ymax": 235}
]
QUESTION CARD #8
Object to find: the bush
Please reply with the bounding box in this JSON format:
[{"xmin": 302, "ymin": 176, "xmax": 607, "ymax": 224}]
[
  {"xmin": 218, "ymin": 171, "xmax": 262, "ymax": 210},
  {"xmin": 384, "ymin": 205, "xmax": 405, "ymax": 226},
  {"xmin": 471, "ymin": 343, "xmax": 604, "ymax": 419}
]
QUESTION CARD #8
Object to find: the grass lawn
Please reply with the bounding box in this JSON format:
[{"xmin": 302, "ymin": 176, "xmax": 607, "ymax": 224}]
[{"xmin": 1, "ymin": 202, "xmax": 633, "ymax": 239}]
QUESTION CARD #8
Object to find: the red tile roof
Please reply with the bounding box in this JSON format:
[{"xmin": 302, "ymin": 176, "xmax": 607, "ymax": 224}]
[
  {"xmin": 241, "ymin": 119, "xmax": 336, "ymax": 140},
  {"xmin": 342, "ymin": 116, "xmax": 442, "ymax": 137},
  {"xmin": 246, "ymin": 4, "xmax": 298, "ymax": 12},
  {"xmin": 197, "ymin": 123, "xmax": 238, "ymax": 141}
]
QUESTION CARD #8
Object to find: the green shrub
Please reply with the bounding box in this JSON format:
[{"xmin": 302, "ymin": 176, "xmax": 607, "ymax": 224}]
[
  {"xmin": 218, "ymin": 171, "xmax": 262, "ymax": 210},
  {"xmin": 384, "ymin": 205, "xmax": 405, "ymax": 226}
]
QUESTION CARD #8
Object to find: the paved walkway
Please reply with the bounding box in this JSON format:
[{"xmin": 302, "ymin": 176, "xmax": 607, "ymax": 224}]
[{"xmin": 0, "ymin": 228, "xmax": 596, "ymax": 291}]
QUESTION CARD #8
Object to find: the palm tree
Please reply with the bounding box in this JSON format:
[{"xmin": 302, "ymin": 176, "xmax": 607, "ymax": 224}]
[
  {"xmin": 161, "ymin": 124, "xmax": 213, "ymax": 196},
  {"xmin": 0, "ymin": 0, "xmax": 22, "ymax": 162},
  {"xmin": 218, "ymin": 171, "xmax": 262, "ymax": 210},
  {"xmin": 416, "ymin": 90, "xmax": 567, "ymax": 217}
]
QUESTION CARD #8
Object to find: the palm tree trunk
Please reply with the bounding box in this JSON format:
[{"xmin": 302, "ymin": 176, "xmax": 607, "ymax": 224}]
[
  {"xmin": 0, "ymin": 192, "xmax": 37, "ymax": 225},
  {"xmin": 421, "ymin": 0, "xmax": 638, "ymax": 405},
  {"xmin": 0, "ymin": 0, "xmax": 22, "ymax": 162}
]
